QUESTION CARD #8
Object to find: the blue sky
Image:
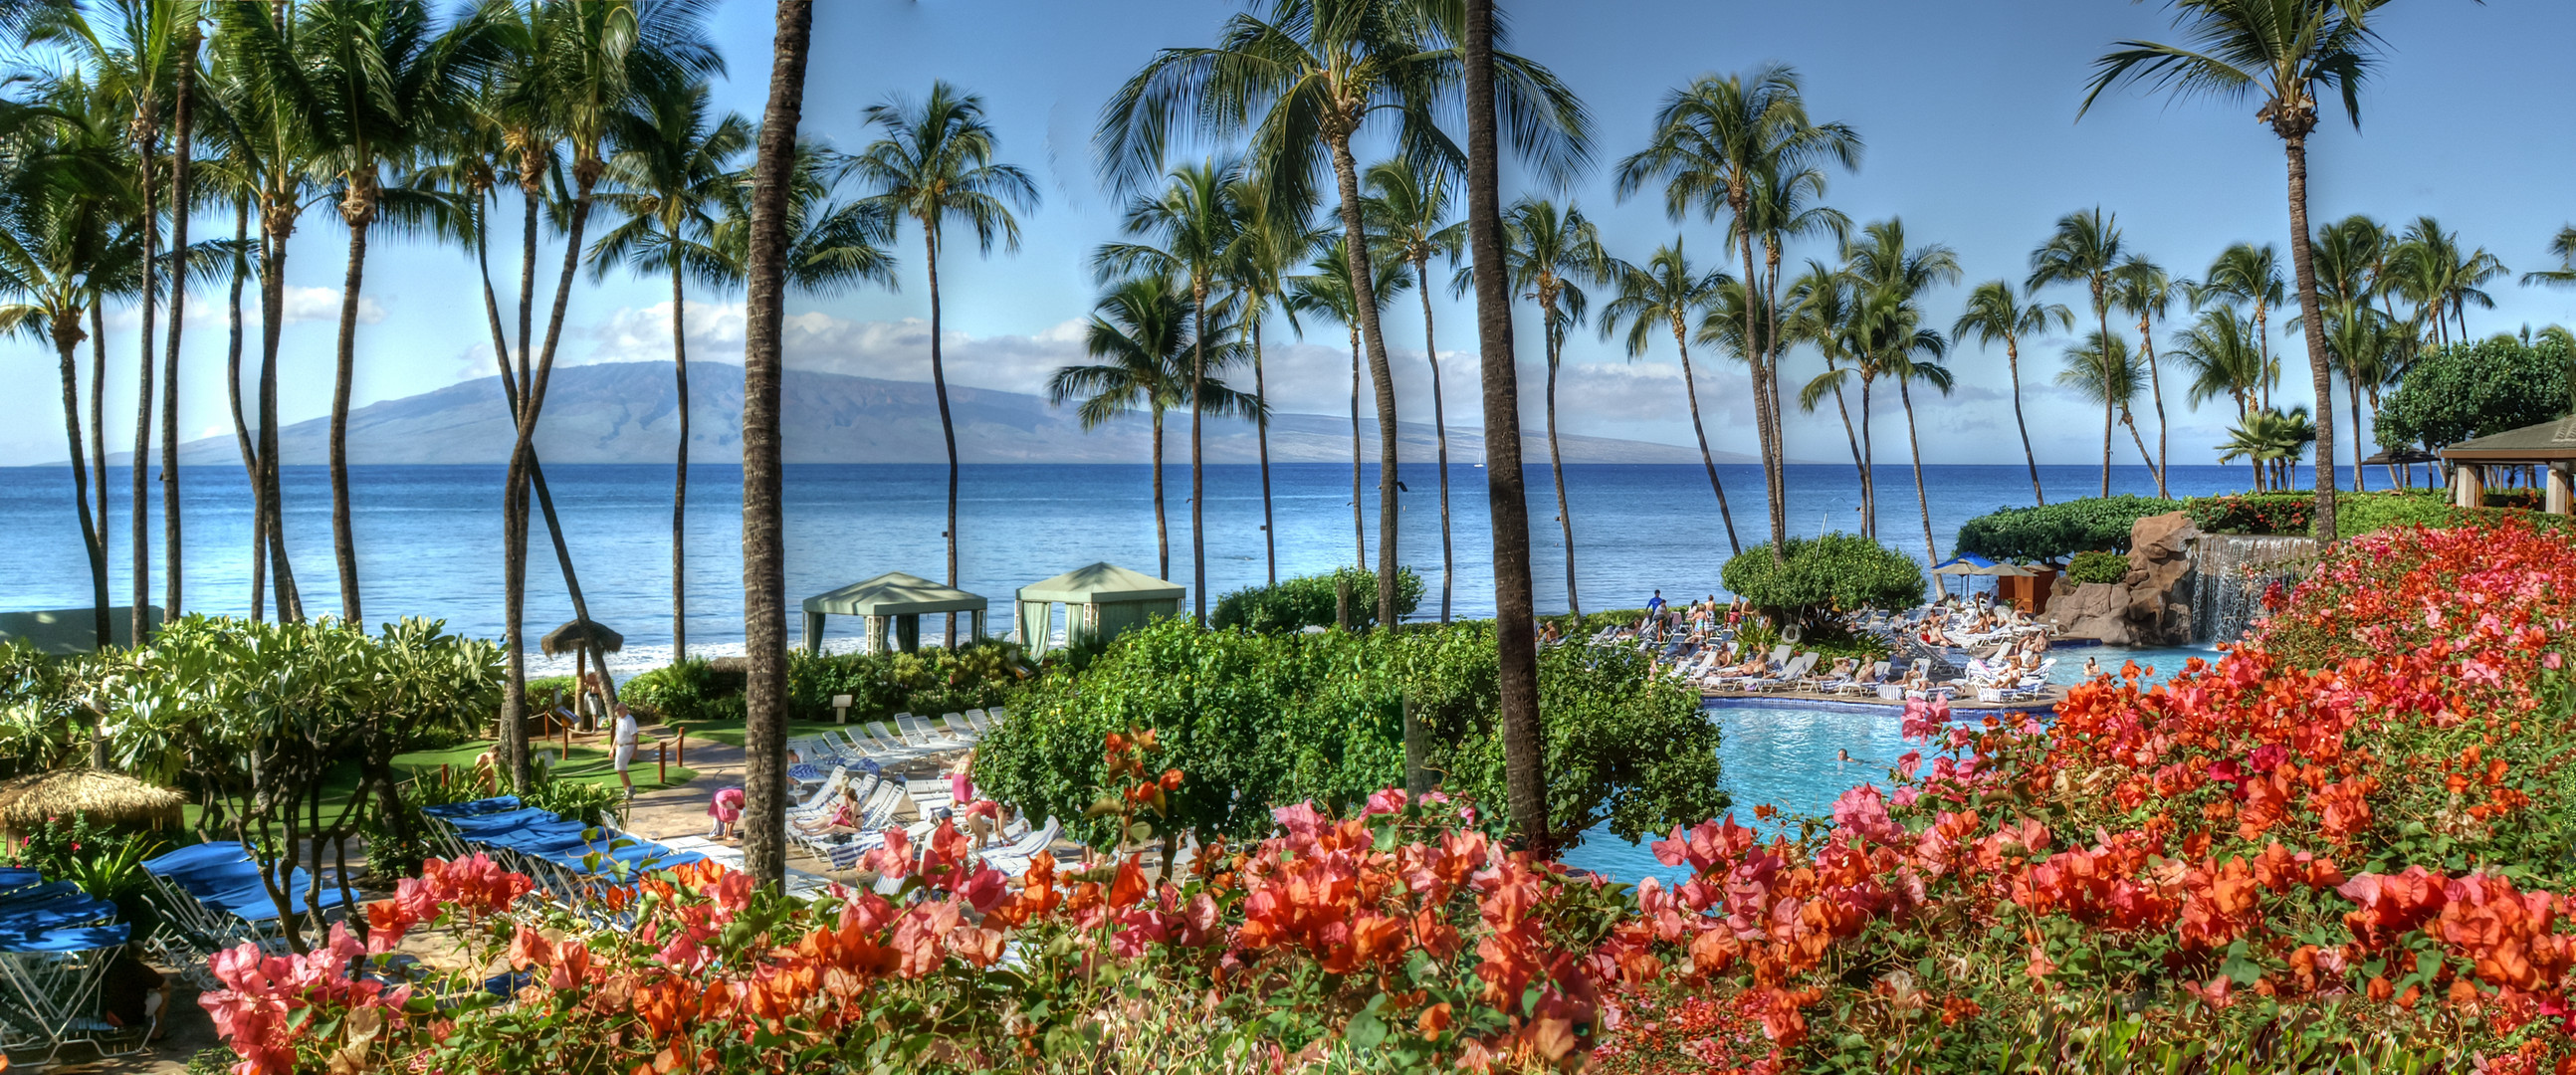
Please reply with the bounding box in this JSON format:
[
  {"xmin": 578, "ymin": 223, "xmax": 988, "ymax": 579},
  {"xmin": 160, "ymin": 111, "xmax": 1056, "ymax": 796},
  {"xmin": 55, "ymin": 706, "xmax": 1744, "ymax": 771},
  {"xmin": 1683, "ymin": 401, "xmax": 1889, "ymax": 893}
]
[{"xmin": 11, "ymin": 0, "xmax": 2572, "ymax": 467}]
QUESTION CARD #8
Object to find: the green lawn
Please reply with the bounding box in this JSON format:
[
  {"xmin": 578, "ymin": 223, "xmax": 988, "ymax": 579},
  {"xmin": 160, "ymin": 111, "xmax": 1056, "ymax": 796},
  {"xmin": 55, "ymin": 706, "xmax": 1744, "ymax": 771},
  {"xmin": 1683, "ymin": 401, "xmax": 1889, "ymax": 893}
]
[
  {"xmin": 176, "ymin": 737, "xmax": 699, "ymax": 838},
  {"xmin": 667, "ymin": 716, "xmax": 865, "ymax": 750}
]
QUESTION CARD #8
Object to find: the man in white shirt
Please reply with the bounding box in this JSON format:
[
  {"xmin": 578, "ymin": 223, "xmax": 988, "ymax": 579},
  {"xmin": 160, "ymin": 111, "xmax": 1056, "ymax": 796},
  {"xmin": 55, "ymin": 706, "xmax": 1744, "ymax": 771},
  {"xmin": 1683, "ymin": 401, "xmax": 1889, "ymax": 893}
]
[{"xmin": 612, "ymin": 704, "xmax": 639, "ymax": 799}]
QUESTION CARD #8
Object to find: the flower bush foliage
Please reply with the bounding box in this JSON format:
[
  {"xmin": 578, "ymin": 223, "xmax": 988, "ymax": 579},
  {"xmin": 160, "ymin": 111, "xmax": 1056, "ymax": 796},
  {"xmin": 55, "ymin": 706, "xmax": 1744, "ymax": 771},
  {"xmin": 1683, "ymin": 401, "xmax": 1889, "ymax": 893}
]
[
  {"xmin": 2063, "ymin": 549, "xmax": 2129, "ymax": 585},
  {"xmin": 206, "ymin": 521, "xmax": 2576, "ymax": 1072},
  {"xmin": 1718, "ymin": 535, "xmax": 1926, "ymax": 633}
]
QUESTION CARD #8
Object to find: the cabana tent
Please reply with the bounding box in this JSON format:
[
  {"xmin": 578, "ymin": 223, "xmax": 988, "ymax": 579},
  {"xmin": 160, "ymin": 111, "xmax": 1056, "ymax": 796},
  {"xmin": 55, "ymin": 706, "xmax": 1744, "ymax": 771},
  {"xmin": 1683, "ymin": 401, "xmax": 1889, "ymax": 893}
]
[
  {"xmin": 2439, "ymin": 416, "xmax": 2576, "ymax": 515},
  {"xmin": 1930, "ymin": 554, "xmax": 2040, "ymax": 608},
  {"xmin": 1014, "ymin": 562, "xmax": 1183, "ymax": 656},
  {"xmin": 801, "ymin": 572, "xmax": 987, "ymax": 654}
]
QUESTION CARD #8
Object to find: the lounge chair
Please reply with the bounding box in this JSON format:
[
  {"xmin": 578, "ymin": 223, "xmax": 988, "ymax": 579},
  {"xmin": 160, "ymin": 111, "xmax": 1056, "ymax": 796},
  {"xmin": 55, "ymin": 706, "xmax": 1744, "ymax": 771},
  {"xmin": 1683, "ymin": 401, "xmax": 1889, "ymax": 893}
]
[
  {"xmin": 1836, "ymin": 661, "xmax": 1891, "ymax": 696},
  {"xmin": 1749, "ymin": 652, "xmax": 1819, "ymax": 693}
]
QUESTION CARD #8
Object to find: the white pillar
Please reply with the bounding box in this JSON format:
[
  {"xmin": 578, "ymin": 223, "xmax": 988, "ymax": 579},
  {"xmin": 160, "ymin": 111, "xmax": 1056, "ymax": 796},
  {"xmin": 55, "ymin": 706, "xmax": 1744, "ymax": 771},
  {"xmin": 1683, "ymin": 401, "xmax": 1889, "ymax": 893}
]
[
  {"xmin": 2455, "ymin": 463, "xmax": 2484, "ymax": 510},
  {"xmin": 2549, "ymin": 463, "xmax": 2573, "ymax": 516}
]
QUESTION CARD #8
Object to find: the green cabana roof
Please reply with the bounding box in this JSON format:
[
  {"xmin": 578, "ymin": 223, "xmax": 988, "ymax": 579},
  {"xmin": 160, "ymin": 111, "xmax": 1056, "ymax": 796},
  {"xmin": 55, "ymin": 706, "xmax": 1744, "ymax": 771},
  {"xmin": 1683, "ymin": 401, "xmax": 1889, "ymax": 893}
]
[
  {"xmin": 1016, "ymin": 562, "xmax": 1183, "ymax": 604},
  {"xmin": 801, "ymin": 572, "xmax": 986, "ymax": 617}
]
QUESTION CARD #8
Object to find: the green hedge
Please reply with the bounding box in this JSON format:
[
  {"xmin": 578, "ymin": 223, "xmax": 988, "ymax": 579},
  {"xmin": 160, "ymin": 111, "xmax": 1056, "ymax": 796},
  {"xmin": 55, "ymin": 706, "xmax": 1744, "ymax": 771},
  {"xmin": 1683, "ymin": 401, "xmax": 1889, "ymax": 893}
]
[
  {"xmin": 1719, "ymin": 535, "xmax": 1925, "ymax": 629},
  {"xmin": 621, "ymin": 643, "xmax": 1029, "ymax": 727},
  {"xmin": 1952, "ymin": 496, "xmax": 2184, "ymax": 562},
  {"xmin": 1209, "ymin": 566, "xmax": 1423, "ymax": 633},
  {"xmin": 971, "ymin": 617, "xmax": 1723, "ymax": 851},
  {"xmin": 2065, "ymin": 550, "xmax": 2128, "ymax": 584},
  {"xmin": 2186, "ymin": 493, "xmax": 2317, "ymax": 536}
]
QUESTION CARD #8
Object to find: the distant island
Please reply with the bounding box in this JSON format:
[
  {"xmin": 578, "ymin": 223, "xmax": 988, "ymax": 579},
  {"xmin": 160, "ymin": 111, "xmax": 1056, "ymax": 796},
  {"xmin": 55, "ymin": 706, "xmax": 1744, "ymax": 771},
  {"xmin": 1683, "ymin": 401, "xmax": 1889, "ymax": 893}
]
[{"xmin": 125, "ymin": 361, "xmax": 1757, "ymax": 467}]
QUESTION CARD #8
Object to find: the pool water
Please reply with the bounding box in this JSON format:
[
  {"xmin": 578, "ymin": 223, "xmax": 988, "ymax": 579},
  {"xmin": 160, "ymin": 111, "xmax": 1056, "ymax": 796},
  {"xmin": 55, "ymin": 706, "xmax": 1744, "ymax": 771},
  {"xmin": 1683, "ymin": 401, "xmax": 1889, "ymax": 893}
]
[{"xmin": 1558, "ymin": 645, "xmax": 2226, "ymax": 886}]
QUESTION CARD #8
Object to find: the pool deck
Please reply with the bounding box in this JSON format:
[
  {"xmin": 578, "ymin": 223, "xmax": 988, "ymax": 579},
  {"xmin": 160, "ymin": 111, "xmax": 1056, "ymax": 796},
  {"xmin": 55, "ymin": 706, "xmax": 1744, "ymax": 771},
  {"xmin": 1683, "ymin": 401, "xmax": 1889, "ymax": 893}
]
[{"xmin": 1699, "ymin": 684, "xmax": 2064, "ymax": 717}]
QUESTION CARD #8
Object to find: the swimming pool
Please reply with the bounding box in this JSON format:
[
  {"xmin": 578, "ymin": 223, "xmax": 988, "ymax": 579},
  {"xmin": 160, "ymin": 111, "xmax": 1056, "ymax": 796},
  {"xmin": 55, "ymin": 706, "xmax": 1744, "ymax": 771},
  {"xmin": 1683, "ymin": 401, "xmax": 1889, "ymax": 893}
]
[{"xmin": 1557, "ymin": 644, "xmax": 2227, "ymax": 885}]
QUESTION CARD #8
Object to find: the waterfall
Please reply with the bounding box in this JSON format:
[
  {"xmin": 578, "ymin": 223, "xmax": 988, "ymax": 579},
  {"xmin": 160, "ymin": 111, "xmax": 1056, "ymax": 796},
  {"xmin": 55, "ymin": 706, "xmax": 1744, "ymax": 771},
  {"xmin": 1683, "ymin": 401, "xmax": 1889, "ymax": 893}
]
[{"xmin": 2189, "ymin": 534, "xmax": 2317, "ymax": 643}]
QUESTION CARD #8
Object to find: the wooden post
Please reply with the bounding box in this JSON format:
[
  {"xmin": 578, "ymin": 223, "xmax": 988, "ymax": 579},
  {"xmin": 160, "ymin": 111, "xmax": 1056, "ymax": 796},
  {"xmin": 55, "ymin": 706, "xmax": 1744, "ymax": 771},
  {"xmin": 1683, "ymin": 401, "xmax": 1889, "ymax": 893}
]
[
  {"xmin": 676, "ymin": 727, "xmax": 686, "ymax": 769},
  {"xmin": 658, "ymin": 742, "xmax": 668, "ymax": 785}
]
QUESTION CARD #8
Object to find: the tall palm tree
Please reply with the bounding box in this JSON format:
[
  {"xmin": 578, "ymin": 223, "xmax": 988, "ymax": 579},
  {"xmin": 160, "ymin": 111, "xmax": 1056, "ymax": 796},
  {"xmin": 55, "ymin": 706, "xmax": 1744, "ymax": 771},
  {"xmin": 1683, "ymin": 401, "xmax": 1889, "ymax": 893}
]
[
  {"xmin": 2520, "ymin": 226, "xmax": 2576, "ymax": 292},
  {"xmin": 1287, "ymin": 238, "xmax": 1410, "ymax": 571},
  {"xmin": 739, "ymin": 0, "xmax": 816, "ymax": 888},
  {"xmin": 301, "ymin": 0, "xmax": 491, "ymax": 624},
  {"xmin": 1784, "ymin": 259, "xmax": 1872, "ymax": 529},
  {"xmin": 2111, "ymin": 256, "xmax": 2180, "ymax": 496},
  {"xmin": 2059, "ymin": 330, "xmax": 2157, "ymax": 486},
  {"xmin": 1461, "ymin": 0, "xmax": 1546, "ymax": 852},
  {"xmin": 1953, "ymin": 280, "xmax": 2071, "ymax": 507},
  {"xmin": 1099, "ymin": 0, "xmax": 1592, "ymax": 630},
  {"xmin": 2309, "ymin": 214, "xmax": 2401, "ymax": 491},
  {"xmin": 1362, "ymin": 157, "xmax": 1468, "ymax": 618},
  {"xmin": 1840, "ymin": 219, "xmax": 1956, "ymax": 561},
  {"xmin": 1096, "ymin": 160, "xmax": 1237, "ymax": 626},
  {"xmin": 592, "ymin": 83, "xmax": 751, "ymax": 663},
  {"xmin": 1599, "ymin": 238, "xmax": 1740, "ymax": 554},
  {"xmin": 1220, "ymin": 174, "xmax": 1313, "ymax": 587},
  {"xmin": 2321, "ymin": 304, "xmax": 2400, "ymax": 492},
  {"xmin": 1494, "ymin": 198, "xmax": 1605, "ymax": 617},
  {"xmin": 32, "ymin": 0, "xmax": 196, "ymax": 642},
  {"xmin": 849, "ymin": 82, "xmax": 1037, "ymax": 644},
  {"xmin": 160, "ymin": 14, "xmax": 201, "ymax": 625},
  {"xmin": 2169, "ymin": 306, "xmax": 2269, "ymax": 488},
  {"xmin": 2389, "ymin": 216, "xmax": 2503, "ymax": 348},
  {"xmin": 1615, "ymin": 65, "xmax": 1859, "ymax": 554},
  {"xmin": 2027, "ymin": 207, "xmax": 2123, "ymax": 497},
  {"xmin": 2086, "ymin": 0, "xmax": 2410, "ymax": 546},
  {"xmin": 1050, "ymin": 277, "xmax": 1262, "ymax": 580},
  {"xmin": 2197, "ymin": 243, "xmax": 2285, "ymax": 409}
]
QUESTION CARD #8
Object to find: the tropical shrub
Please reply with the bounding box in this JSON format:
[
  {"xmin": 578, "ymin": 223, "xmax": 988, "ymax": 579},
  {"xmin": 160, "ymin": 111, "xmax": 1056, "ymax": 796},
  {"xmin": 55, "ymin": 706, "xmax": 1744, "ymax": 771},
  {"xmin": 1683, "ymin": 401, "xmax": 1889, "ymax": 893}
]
[
  {"xmin": 2064, "ymin": 549, "xmax": 2129, "ymax": 584},
  {"xmin": 0, "ymin": 643, "xmax": 86, "ymax": 776},
  {"xmin": 973, "ymin": 617, "xmax": 1723, "ymax": 852},
  {"xmin": 1209, "ymin": 565, "xmax": 1424, "ymax": 633},
  {"xmin": 1719, "ymin": 535, "xmax": 1926, "ymax": 633},
  {"xmin": 619, "ymin": 658, "xmax": 728, "ymax": 723},
  {"xmin": 2187, "ymin": 492, "xmax": 2317, "ymax": 536},
  {"xmin": 785, "ymin": 641, "xmax": 1027, "ymax": 723},
  {"xmin": 2377, "ymin": 332, "xmax": 2573, "ymax": 453},
  {"xmin": 1, "ymin": 813, "xmax": 165, "ymax": 927},
  {"xmin": 1952, "ymin": 495, "xmax": 2184, "ymax": 562}
]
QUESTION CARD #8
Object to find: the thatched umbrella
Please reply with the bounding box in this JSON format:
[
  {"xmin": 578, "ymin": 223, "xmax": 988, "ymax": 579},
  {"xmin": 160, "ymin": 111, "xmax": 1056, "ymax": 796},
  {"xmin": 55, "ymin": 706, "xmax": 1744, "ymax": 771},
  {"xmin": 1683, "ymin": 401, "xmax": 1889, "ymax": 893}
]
[
  {"xmin": 541, "ymin": 620, "xmax": 624, "ymax": 729},
  {"xmin": 0, "ymin": 768, "xmax": 187, "ymax": 837}
]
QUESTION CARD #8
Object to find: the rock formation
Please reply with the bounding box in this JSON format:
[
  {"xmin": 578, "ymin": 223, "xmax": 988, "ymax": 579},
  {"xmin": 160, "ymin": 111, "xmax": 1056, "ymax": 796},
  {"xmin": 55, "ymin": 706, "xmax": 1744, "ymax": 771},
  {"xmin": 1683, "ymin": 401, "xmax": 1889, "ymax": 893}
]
[{"xmin": 2040, "ymin": 511, "xmax": 2199, "ymax": 646}]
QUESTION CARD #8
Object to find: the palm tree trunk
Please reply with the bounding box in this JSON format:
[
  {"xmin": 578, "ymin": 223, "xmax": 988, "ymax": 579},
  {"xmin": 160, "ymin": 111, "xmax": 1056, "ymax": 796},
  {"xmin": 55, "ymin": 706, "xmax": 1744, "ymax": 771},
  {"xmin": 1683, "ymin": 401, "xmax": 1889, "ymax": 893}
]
[
  {"xmin": 329, "ymin": 217, "xmax": 370, "ymax": 623},
  {"xmin": 1349, "ymin": 327, "xmax": 1364, "ymax": 568},
  {"xmin": 1859, "ymin": 377, "xmax": 1877, "ymax": 539},
  {"xmin": 1463, "ymin": 0, "xmax": 1546, "ymax": 855},
  {"xmin": 90, "ymin": 307, "xmax": 107, "ymax": 644},
  {"xmin": 1675, "ymin": 322, "xmax": 1740, "ymax": 554},
  {"xmin": 2123, "ymin": 410, "xmax": 2156, "ymax": 479},
  {"xmin": 1418, "ymin": 257, "xmax": 1455, "ymax": 620},
  {"xmin": 2095, "ymin": 291, "xmax": 2113, "ymax": 499},
  {"xmin": 257, "ymin": 206, "xmax": 301, "ymax": 622},
  {"xmin": 56, "ymin": 327, "xmax": 107, "ymax": 653},
  {"xmin": 1545, "ymin": 333, "xmax": 1579, "ymax": 618},
  {"xmin": 2139, "ymin": 320, "xmax": 2169, "ymax": 499},
  {"xmin": 2007, "ymin": 337, "xmax": 2042, "ymax": 506},
  {"xmin": 2254, "ymin": 302, "xmax": 2272, "ymax": 412},
  {"xmin": 2348, "ymin": 375, "xmax": 2367, "ymax": 493},
  {"xmin": 924, "ymin": 226, "xmax": 961, "ymax": 647},
  {"xmin": 1824, "ymin": 358, "xmax": 1866, "ymax": 534},
  {"xmin": 1189, "ymin": 283, "xmax": 1207, "ymax": 626},
  {"xmin": 671, "ymin": 262, "xmax": 690, "ymax": 660},
  {"xmin": 740, "ymin": 0, "xmax": 816, "ymax": 887},
  {"xmin": 1325, "ymin": 136, "xmax": 1401, "ymax": 631},
  {"xmin": 505, "ymin": 166, "xmax": 602, "ymax": 778},
  {"xmin": 1253, "ymin": 318, "xmax": 1275, "ymax": 585},
  {"xmin": 2099, "ymin": 396, "xmax": 2114, "ymax": 498},
  {"xmin": 1761, "ymin": 249, "xmax": 1791, "ymax": 551},
  {"xmin": 1733, "ymin": 214, "xmax": 1779, "ymax": 557},
  {"xmin": 1152, "ymin": 411, "xmax": 1168, "ymax": 580},
  {"xmin": 161, "ymin": 36, "xmax": 196, "ymax": 624},
  {"xmin": 224, "ymin": 200, "xmax": 265, "ymax": 621},
  {"xmin": 2283, "ymin": 132, "xmax": 2339, "ymax": 546},
  {"xmin": 1900, "ymin": 377, "xmax": 1936, "ymax": 565},
  {"xmin": 132, "ymin": 136, "xmax": 159, "ymax": 645}
]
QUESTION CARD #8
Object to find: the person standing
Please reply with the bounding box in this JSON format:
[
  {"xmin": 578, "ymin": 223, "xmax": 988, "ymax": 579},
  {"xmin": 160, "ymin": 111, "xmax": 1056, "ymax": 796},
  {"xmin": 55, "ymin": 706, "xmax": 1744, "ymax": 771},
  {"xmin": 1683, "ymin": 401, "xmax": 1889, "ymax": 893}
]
[
  {"xmin": 1645, "ymin": 589, "xmax": 1666, "ymax": 617},
  {"xmin": 612, "ymin": 704, "xmax": 640, "ymax": 800}
]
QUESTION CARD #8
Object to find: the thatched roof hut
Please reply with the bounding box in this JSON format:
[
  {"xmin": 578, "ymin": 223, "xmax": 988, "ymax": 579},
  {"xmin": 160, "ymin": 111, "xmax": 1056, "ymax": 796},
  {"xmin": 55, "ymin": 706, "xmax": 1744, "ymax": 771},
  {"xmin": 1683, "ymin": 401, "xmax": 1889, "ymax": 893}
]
[
  {"xmin": 0, "ymin": 768, "xmax": 187, "ymax": 835},
  {"xmin": 540, "ymin": 619, "xmax": 623, "ymax": 657}
]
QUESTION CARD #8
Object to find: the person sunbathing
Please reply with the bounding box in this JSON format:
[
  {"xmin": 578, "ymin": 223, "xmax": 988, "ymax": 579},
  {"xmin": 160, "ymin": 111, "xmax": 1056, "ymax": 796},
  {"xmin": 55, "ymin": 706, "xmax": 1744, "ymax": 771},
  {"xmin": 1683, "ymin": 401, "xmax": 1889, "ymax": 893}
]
[
  {"xmin": 793, "ymin": 785, "xmax": 864, "ymax": 838},
  {"xmin": 1921, "ymin": 622, "xmax": 1957, "ymax": 647},
  {"xmin": 1722, "ymin": 652, "xmax": 1773, "ymax": 679}
]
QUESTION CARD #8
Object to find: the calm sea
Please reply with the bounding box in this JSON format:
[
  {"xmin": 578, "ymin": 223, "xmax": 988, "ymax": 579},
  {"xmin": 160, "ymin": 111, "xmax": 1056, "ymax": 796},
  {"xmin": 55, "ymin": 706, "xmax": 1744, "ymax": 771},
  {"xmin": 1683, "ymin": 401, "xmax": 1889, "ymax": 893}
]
[{"xmin": 0, "ymin": 460, "xmax": 2291, "ymax": 672}]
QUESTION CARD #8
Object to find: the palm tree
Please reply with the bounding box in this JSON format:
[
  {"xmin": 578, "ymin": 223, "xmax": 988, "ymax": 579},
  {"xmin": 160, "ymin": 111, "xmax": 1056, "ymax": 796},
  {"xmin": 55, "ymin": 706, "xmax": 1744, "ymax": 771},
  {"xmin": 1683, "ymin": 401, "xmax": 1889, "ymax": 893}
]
[
  {"xmin": 1494, "ymin": 198, "xmax": 1606, "ymax": 618},
  {"xmin": 1953, "ymin": 280, "xmax": 2071, "ymax": 507},
  {"xmin": 2219, "ymin": 406, "xmax": 2317, "ymax": 491},
  {"xmin": 1600, "ymin": 238, "xmax": 1740, "ymax": 554},
  {"xmin": 1784, "ymin": 259, "xmax": 1872, "ymax": 529},
  {"xmin": 2197, "ymin": 243, "xmax": 2285, "ymax": 409},
  {"xmin": 849, "ymin": 82, "xmax": 1037, "ymax": 645},
  {"xmin": 1050, "ymin": 277, "xmax": 1263, "ymax": 579},
  {"xmin": 2168, "ymin": 306, "xmax": 2269, "ymax": 488},
  {"xmin": 1461, "ymin": 0, "xmax": 1546, "ymax": 853},
  {"xmin": 32, "ymin": 0, "xmax": 197, "ymax": 642},
  {"xmin": 592, "ymin": 83, "xmax": 751, "ymax": 663},
  {"xmin": 2058, "ymin": 330, "xmax": 2157, "ymax": 486},
  {"xmin": 2520, "ymin": 226, "xmax": 2576, "ymax": 291},
  {"xmin": 2389, "ymin": 216, "xmax": 2503, "ymax": 347},
  {"xmin": 1883, "ymin": 312, "xmax": 1953, "ymax": 565},
  {"xmin": 2310, "ymin": 215, "xmax": 2401, "ymax": 491},
  {"xmin": 2026, "ymin": 208, "xmax": 2123, "ymax": 497},
  {"xmin": 1220, "ymin": 174, "xmax": 1313, "ymax": 587},
  {"xmin": 1363, "ymin": 157, "xmax": 1468, "ymax": 618},
  {"xmin": 1287, "ymin": 238, "xmax": 1410, "ymax": 571},
  {"xmin": 2110, "ymin": 256, "xmax": 2180, "ymax": 496},
  {"xmin": 739, "ymin": 0, "xmax": 816, "ymax": 888},
  {"xmin": 1096, "ymin": 160, "xmax": 1237, "ymax": 626},
  {"xmin": 1834, "ymin": 219, "xmax": 1956, "ymax": 561},
  {"xmin": 2320, "ymin": 304, "xmax": 2401, "ymax": 493},
  {"xmin": 302, "ymin": 0, "xmax": 490, "ymax": 624},
  {"xmin": 1099, "ymin": 0, "xmax": 1593, "ymax": 630},
  {"xmin": 1615, "ymin": 65, "xmax": 1859, "ymax": 553},
  {"xmin": 2086, "ymin": 0, "xmax": 2411, "ymax": 546}
]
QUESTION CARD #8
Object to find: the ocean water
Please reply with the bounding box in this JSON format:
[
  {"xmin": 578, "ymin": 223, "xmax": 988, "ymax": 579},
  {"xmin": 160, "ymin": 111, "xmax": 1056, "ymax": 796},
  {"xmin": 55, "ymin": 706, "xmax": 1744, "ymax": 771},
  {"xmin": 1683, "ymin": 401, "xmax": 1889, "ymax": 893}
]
[{"xmin": 0, "ymin": 461, "xmax": 2270, "ymax": 675}]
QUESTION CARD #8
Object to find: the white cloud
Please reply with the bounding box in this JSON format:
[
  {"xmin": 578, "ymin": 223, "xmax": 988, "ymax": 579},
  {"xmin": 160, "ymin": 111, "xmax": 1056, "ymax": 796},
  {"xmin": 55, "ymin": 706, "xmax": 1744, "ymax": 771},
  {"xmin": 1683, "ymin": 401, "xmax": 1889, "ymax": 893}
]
[{"xmin": 107, "ymin": 285, "xmax": 383, "ymax": 331}]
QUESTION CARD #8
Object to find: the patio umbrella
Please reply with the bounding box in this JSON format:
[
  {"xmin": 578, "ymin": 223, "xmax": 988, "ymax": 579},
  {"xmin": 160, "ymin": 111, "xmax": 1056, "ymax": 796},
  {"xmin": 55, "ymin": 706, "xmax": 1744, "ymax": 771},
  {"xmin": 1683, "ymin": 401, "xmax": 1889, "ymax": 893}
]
[{"xmin": 540, "ymin": 620, "xmax": 624, "ymax": 728}]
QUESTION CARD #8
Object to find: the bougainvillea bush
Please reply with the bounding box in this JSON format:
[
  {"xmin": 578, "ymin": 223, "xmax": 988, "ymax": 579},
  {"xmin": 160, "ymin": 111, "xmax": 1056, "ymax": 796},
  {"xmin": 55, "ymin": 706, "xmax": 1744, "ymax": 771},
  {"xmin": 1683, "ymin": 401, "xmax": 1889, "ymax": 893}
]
[{"xmin": 202, "ymin": 521, "xmax": 2576, "ymax": 1073}]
